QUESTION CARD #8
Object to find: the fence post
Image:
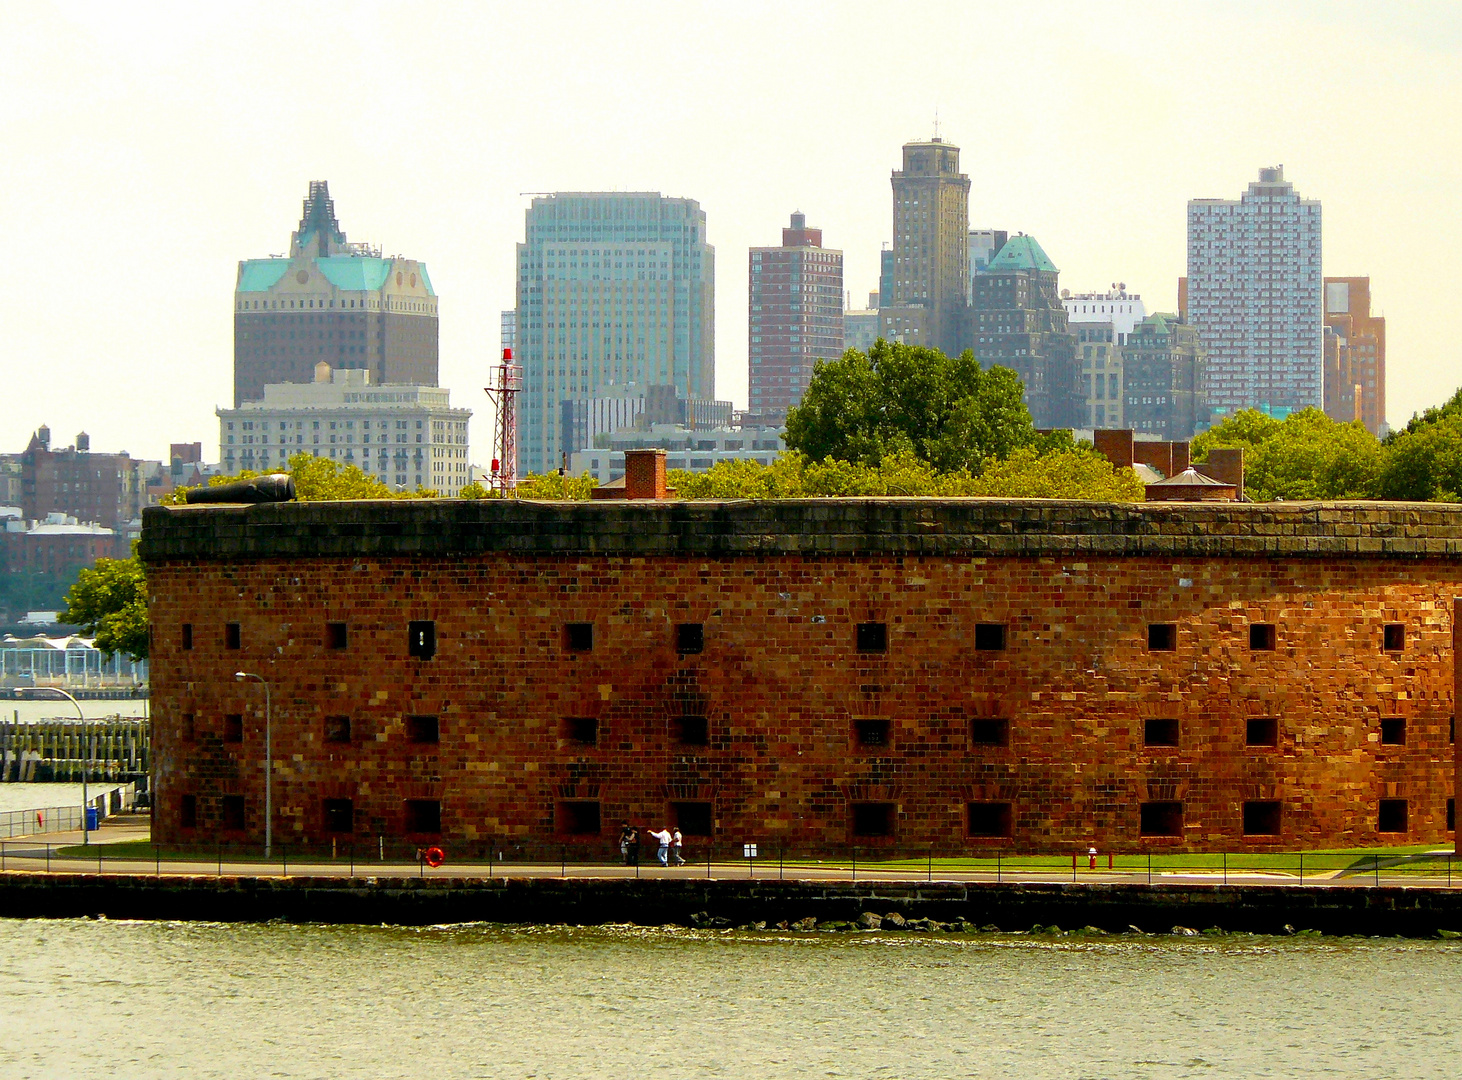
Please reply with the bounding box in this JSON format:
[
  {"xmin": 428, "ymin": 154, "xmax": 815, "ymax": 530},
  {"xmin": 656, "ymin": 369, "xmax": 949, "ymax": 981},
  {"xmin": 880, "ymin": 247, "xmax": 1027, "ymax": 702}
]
[
  {"xmin": 561, "ymin": 844, "xmax": 566, "ymax": 878},
  {"xmin": 851, "ymin": 846, "xmax": 856, "ymax": 883},
  {"xmin": 1072, "ymin": 853, "xmax": 1077, "ymax": 883},
  {"xmin": 928, "ymin": 845, "xmax": 933, "ymax": 883},
  {"xmin": 1223, "ymin": 852, "xmax": 1227, "ymax": 887},
  {"xmin": 155, "ymin": 844, "xmax": 160, "ymax": 878},
  {"xmin": 1375, "ymin": 855, "xmax": 1380, "ymax": 887},
  {"xmin": 98, "ymin": 843, "xmax": 102, "ymax": 877},
  {"xmin": 1147, "ymin": 852, "xmax": 1151, "ymax": 885},
  {"xmin": 996, "ymin": 851, "xmax": 1001, "ymax": 884},
  {"xmin": 282, "ymin": 844, "xmax": 288, "ymax": 878},
  {"xmin": 46, "ymin": 842, "xmax": 50, "ymax": 873},
  {"xmin": 349, "ymin": 843, "xmax": 354, "ymax": 878},
  {"xmin": 779, "ymin": 842, "xmax": 783, "ymax": 881},
  {"xmin": 217, "ymin": 841, "xmax": 222, "ymax": 877},
  {"xmin": 1299, "ymin": 853, "xmax": 1304, "ymax": 885}
]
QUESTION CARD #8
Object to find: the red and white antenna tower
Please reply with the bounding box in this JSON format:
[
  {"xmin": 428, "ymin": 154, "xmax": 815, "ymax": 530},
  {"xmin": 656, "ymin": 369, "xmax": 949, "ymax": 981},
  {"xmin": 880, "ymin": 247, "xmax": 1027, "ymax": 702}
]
[{"xmin": 484, "ymin": 346, "xmax": 523, "ymax": 493}]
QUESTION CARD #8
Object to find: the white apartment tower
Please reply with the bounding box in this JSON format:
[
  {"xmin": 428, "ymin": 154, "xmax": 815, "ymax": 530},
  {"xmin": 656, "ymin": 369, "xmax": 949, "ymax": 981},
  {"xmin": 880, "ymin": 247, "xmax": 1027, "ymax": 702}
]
[{"xmin": 1186, "ymin": 167, "xmax": 1322, "ymax": 421}]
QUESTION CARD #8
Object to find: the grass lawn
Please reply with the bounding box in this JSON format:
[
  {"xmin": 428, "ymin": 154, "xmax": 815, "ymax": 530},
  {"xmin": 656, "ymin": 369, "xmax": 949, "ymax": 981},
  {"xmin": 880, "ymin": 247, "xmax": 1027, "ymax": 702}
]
[{"xmin": 45, "ymin": 840, "xmax": 1456, "ymax": 877}]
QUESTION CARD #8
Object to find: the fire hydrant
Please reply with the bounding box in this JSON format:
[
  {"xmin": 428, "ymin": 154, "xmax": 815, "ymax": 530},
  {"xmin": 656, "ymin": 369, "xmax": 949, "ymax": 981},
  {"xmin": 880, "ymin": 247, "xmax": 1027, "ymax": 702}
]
[{"xmin": 1088, "ymin": 846, "xmax": 1098, "ymax": 870}]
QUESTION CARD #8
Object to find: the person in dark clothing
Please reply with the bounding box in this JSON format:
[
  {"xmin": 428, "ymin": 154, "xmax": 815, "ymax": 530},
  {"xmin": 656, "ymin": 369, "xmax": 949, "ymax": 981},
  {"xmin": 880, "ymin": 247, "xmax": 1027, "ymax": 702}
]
[{"xmin": 619, "ymin": 823, "xmax": 640, "ymax": 866}]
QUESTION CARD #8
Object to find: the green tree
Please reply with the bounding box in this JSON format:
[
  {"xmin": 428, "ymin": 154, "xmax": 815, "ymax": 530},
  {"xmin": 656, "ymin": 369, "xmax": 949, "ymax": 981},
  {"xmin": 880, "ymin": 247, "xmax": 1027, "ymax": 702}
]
[
  {"xmin": 1193, "ymin": 408, "xmax": 1381, "ymax": 501},
  {"xmin": 1375, "ymin": 415, "xmax": 1462, "ymax": 501},
  {"xmin": 671, "ymin": 447, "xmax": 1144, "ymax": 502},
  {"xmin": 1388, "ymin": 385, "xmax": 1462, "ymax": 441},
  {"xmin": 59, "ymin": 554, "xmax": 149, "ymax": 660},
  {"xmin": 513, "ymin": 471, "xmax": 597, "ymax": 500},
  {"xmin": 169, "ymin": 452, "xmax": 437, "ymax": 503},
  {"xmin": 784, "ymin": 341, "xmax": 1036, "ymax": 472}
]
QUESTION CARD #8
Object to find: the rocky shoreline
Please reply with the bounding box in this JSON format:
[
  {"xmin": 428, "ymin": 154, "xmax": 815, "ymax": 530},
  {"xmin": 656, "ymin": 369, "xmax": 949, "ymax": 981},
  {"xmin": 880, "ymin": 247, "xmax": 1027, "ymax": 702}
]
[{"xmin": 4, "ymin": 873, "xmax": 1462, "ymax": 938}]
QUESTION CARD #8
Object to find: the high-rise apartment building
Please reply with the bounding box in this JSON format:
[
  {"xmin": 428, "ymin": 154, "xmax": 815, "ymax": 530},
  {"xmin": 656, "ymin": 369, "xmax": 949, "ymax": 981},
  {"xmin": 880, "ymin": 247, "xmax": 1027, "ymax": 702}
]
[
  {"xmin": 970, "ymin": 235, "xmax": 1081, "ymax": 428},
  {"xmin": 1186, "ymin": 166, "xmax": 1322, "ymax": 422},
  {"xmin": 233, "ymin": 182, "xmax": 438, "ymax": 406},
  {"xmin": 1322, "ymin": 277, "xmax": 1386, "ymax": 436},
  {"xmin": 514, "ymin": 193, "xmax": 714, "ymax": 477},
  {"xmin": 880, "ymin": 139, "xmax": 970, "ymax": 355},
  {"xmin": 748, "ymin": 212, "xmax": 844, "ymax": 420},
  {"xmin": 1122, "ymin": 313, "xmax": 1207, "ymax": 440}
]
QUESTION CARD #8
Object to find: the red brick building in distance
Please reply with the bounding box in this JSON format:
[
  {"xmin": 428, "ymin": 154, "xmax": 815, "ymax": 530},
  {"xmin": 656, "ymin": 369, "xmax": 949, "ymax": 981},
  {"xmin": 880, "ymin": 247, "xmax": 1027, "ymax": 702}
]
[
  {"xmin": 140, "ymin": 495, "xmax": 1460, "ymax": 856},
  {"xmin": 747, "ymin": 213, "xmax": 844, "ymax": 422},
  {"xmin": 1323, "ymin": 276, "xmax": 1386, "ymax": 437}
]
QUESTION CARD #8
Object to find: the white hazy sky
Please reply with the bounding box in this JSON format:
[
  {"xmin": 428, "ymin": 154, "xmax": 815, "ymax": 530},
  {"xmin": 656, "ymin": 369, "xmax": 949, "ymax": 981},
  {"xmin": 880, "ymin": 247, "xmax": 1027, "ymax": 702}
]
[{"xmin": 3, "ymin": 1, "xmax": 1460, "ymax": 463}]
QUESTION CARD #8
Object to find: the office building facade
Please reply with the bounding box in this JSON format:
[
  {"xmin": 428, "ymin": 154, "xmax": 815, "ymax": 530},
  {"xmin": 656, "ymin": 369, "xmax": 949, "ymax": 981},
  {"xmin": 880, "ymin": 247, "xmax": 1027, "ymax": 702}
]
[
  {"xmin": 1122, "ymin": 313, "xmax": 1207, "ymax": 440},
  {"xmin": 970, "ymin": 236, "xmax": 1081, "ymax": 428},
  {"xmin": 1064, "ymin": 289, "xmax": 1149, "ymax": 430},
  {"xmin": 233, "ymin": 182, "xmax": 439, "ymax": 406},
  {"xmin": 1186, "ymin": 167, "xmax": 1322, "ymax": 421},
  {"xmin": 218, "ymin": 366, "xmax": 470, "ymax": 492},
  {"xmin": 880, "ymin": 139, "xmax": 970, "ymax": 355},
  {"xmin": 514, "ymin": 193, "xmax": 714, "ymax": 477},
  {"xmin": 1323, "ymin": 277, "xmax": 1386, "ymax": 436},
  {"xmin": 748, "ymin": 213, "xmax": 844, "ymax": 420}
]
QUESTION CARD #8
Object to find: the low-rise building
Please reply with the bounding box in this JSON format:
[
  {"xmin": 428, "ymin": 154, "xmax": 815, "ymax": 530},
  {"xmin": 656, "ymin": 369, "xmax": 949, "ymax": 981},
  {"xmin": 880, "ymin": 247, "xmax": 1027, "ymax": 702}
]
[
  {"xmin": 570, "ymin": 423, "xmax": 785, "ymax": 484},
  {"xmin": 217, "ymin": 364, "xmax": 471, "ymax": 491},
  {"xmin": 20, "ymin": 427, "xmax": 146, "ymax": 531},
  {"xmin": 141, "ymin": 497, "xmax": 1460, "ymax": 856}
]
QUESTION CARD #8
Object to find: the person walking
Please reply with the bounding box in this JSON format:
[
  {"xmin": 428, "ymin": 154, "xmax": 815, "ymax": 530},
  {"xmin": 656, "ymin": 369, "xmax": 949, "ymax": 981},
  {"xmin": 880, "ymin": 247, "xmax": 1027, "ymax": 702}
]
[
  {"xmin": 618, "ymin": 823, "xmax": 635, "ymax": 866},
  {"xmin": 671, "ymin": 827, "xmax": 685, "ymax": 866},
  {"xmin": 647, "ymin": 826, "xmax": 672, "ymax": 867}
]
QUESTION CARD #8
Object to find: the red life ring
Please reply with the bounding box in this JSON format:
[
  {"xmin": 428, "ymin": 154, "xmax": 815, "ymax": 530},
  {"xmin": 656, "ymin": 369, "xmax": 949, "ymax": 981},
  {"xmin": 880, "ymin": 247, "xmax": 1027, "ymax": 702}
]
[{"xmin": 423, "ymin": 846, "xmax": 446, "ymax": 868}]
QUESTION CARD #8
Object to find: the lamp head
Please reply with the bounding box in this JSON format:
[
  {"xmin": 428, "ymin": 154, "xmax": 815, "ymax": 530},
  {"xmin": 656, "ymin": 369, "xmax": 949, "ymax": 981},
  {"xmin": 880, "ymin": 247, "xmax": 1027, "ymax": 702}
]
[{"xmin": 234, "ymin": 672, "xmax": 248, "ymax": 681}]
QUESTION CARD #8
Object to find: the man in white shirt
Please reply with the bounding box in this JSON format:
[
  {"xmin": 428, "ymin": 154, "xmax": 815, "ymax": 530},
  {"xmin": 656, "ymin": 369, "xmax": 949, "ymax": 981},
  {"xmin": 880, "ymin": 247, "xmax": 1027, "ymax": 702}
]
[{"xmin": 647, "ymin": 827, "xmax": 672, "ymax": 867}]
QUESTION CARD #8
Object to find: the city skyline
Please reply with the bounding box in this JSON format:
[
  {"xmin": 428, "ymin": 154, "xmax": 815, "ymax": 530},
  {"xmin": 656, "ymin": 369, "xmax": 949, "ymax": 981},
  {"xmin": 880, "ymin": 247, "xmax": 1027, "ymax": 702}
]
[{"xmin": 3, "ymin": 3, "xmax": 1459, "ymax": 460}]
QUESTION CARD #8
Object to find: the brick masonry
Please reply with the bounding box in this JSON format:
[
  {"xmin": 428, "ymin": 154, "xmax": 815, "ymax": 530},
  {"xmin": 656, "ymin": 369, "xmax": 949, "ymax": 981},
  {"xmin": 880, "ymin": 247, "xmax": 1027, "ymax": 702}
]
[{"xmin": 140, "ymin": 499, "xmax": 1462, "ymax": 855}]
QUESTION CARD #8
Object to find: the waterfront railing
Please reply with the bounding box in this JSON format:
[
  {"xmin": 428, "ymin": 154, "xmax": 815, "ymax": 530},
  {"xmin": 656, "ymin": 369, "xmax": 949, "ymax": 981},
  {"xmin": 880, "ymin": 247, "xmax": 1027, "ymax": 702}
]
[{"xmin": 1, "ymin": 836, "xmax": 1459, "ymax": 889}]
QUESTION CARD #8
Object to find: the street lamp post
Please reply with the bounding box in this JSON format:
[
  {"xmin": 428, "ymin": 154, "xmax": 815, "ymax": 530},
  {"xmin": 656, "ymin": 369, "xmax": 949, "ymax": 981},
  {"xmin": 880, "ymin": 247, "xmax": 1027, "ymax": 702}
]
[
  {"xmin": 36, "ymin": 688, "xmax": 90, "ymax": 846},
  {"xmin": 234, "ymin": 672, "xmax": 272, "ymax": 858}
]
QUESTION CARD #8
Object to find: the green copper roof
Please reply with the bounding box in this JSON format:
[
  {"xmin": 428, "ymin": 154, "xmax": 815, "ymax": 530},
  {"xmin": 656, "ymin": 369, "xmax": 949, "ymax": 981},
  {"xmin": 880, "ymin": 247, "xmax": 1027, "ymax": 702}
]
[
  {"xmin": 237, "ymin": 259, "xmax": 291, "ymax": 292},
  {"xmin": 237, "ymin": 255, "xmax": 434, "ymax": 296},
  {"xmin": 985, "ymin": 235, "xmax": 1058, "ymax": 273},
  {"xmin": 316, "ymin": 256, "xmax": 393, "ymax": 292}
]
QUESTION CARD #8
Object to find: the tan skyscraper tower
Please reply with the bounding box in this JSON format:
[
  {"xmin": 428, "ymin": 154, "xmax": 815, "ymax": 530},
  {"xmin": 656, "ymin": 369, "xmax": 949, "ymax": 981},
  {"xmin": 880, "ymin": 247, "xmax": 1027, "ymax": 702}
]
[{"xmin": 879, "ymin": 138, "xmax": 970, "ymax": 357}]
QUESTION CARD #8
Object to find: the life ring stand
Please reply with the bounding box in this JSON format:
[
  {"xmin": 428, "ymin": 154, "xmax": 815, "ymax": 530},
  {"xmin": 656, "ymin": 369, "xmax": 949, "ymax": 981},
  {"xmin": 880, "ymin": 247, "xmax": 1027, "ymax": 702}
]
[{"xmin": 422, "ymin": 846, "xmax": 446, "ymax": 868}]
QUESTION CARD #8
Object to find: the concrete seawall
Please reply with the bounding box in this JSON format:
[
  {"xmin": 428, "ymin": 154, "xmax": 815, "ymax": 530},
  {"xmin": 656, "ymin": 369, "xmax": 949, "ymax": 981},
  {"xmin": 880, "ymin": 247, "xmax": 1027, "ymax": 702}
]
[{"xmin": 4, "ymin": 873, "xmax": 1462, "ymax": 936}]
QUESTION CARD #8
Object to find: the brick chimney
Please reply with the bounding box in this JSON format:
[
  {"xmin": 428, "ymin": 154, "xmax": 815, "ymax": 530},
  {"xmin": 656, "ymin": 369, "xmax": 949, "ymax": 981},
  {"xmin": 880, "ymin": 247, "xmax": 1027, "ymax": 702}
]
[
  {"xmin": 1196, "ymin": 447, "xmax": 1245, "ymax": 499},
  {"xmin": 1092, "ymin": 429, "xmax": 1134, "ymax": 470},
  {"xmin": 623, "ymin": 448, "xmax": 668, "ymax": 500}
]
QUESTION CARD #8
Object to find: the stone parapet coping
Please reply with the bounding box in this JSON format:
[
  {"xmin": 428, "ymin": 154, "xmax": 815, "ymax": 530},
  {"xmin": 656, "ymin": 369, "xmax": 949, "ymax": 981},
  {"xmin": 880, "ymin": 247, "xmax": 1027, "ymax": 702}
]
[{"xmin": 138, "ymin": 499, "xmax": 1462, "ymax": 563}]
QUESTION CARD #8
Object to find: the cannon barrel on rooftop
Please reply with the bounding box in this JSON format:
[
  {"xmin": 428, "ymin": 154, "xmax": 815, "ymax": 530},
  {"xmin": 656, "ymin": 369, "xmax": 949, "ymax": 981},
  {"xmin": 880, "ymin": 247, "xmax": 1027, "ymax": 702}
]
[{"xmin": 183, "ymin": 474, "xmax": 296, "ymax": 505}]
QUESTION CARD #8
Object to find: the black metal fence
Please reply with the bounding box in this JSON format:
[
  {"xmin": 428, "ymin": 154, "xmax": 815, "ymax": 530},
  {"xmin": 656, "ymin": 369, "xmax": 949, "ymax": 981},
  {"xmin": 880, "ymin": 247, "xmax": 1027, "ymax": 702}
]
[{"xmin": 1, "ymin": 836, "xmax": 1458, "ymax": 887}]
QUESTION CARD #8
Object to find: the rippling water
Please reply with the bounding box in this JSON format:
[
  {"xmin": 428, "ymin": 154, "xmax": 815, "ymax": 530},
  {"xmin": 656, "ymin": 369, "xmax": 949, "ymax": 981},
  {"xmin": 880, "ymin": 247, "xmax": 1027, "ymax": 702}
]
[{"xmin": 1, "ymin": 920, "xmax": 1458, "ymax": 1079}]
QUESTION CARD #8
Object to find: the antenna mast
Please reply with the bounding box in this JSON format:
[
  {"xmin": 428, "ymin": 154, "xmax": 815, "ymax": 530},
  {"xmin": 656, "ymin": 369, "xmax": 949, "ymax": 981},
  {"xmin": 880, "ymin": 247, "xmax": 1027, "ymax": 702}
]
[{"xmin": 484, "ymin": 347, "xmax": 523, "ymax": 493}]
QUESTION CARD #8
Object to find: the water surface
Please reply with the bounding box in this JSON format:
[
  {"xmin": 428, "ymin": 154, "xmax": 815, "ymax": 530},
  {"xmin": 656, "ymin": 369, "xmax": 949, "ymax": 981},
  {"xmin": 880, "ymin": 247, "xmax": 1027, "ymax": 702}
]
[{"xmin": 0, "ymin": 920, "xmax": 1457, "ymax": 1079}]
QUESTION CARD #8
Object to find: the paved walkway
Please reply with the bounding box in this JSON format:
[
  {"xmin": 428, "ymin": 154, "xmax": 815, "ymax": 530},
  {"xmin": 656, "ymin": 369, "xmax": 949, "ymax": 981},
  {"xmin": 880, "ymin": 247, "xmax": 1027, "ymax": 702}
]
[{"xmin": 0, "ymin": 818, "xmax": 1458, "ymax": 889}]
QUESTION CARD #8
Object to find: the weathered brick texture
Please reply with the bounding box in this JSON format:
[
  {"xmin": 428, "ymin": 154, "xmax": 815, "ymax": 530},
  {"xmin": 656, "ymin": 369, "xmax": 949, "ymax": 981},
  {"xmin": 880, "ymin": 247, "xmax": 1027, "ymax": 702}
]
[{"xmin": 140, "ymin": 499, "xmax": 1462, "ymax": 855}]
